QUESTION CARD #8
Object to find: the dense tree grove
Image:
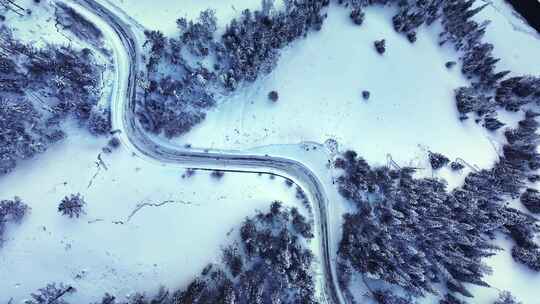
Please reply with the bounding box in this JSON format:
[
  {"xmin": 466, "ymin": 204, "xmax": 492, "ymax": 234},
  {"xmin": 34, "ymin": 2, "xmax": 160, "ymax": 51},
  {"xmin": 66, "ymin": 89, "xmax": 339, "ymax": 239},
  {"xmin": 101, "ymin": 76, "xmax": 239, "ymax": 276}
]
[
  {"xmin": 520, "ymin": 188, "xmax": 540, "ymax": 214},
  {"xmin": 137, "ymin": 11, "xmax": 218, "ymax": 138},
  {"xmin": 219, "ymin": 0, "xmax": 328, "ymax": 87},
  {"xmin": 0, "ymin": 23, "xmax": 106, "ymax": 176},
  {"xmin": 495, "ymin": 76, "xmax": 540, "ymax": 112},
  {"xmin": 334, "ymin": 146, "xmax": 539, "ymax": 301},
  {"xmin": 0, "ymin": 196, "xmax": 28, "ymax": 246},
  {"xmin": 22, "ymin": 202, "xmax": 316, "ymax": 304}
]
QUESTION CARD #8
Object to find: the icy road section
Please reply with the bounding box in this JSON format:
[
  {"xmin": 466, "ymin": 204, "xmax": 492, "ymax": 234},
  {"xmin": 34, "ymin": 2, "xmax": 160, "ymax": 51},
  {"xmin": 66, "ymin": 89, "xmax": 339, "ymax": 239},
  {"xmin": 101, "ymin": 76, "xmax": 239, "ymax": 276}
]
[
  {"xmin": 0, "ymin": 127, "xmax": 310, "ymax": 303},
  {"xmin": 173, "ymin": 4, "xmax": 500, "ymax": 173}
]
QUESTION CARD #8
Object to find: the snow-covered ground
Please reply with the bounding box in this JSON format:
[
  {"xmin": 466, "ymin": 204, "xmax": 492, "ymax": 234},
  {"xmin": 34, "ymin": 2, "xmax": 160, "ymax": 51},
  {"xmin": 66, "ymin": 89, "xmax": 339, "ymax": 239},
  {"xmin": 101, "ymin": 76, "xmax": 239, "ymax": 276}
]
[
  {"xmin": 0, "ymin": 126, "xmax": 308, "ymax": 303},
  {"xmin": 1, "ymin": 0, "xmax": 539, "ymax": 303},
  {"xmin": 172, "ymin": 5, "xmax": 501, "ymax": 181},
  {"xmin": 3, "ymin": 0, "xmax": 69, "ymax": 46}
]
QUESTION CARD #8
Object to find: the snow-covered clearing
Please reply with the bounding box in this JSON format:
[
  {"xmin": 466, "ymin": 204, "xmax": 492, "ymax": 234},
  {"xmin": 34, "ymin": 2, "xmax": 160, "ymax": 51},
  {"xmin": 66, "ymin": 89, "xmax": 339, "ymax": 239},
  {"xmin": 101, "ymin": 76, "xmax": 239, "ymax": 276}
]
[
  {"xmin": 0, "ymin": 126, "xmax": 308, "ymax": 303},
  {"xmin": 173, "ymin": 4, "xmax": 500, "ymax": 183},
  {"xmin": 1, "ymin": 0, "xmax": 539, "ymax": 302}
]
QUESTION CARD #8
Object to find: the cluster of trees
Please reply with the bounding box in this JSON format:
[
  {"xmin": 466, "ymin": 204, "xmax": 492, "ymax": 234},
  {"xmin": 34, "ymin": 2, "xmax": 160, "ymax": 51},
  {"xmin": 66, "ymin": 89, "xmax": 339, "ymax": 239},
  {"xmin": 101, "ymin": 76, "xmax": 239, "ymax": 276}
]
[
  {"xmin": 439, "ymin": 0, "xmax": 513, "ymax": 127},
  {"xmin": 168, "ymin": 200, "xmax": 315, "ymax": 303},
  {"xmin": 392, "ymin": 0, "xmax": 442, "ymax": 43},
  {"xmin": 495, "ymin": 76, "xmax": 540, "ymax": 112},
  {"xmin": 440, "ymin": 1, "xmax": 509, "ymax": 88},
  {"xmin": 428, "ymin": 151, "xmax": 450, "ymax": 170},
  {"xmin": 138, "ymin": 0, "xmax": 330, "ymax": 138},
  {"xmin": 138, "ymin": 26, "xmax": 217, "ymax": 138},
  {"xmin": 58, "ymin": 193, "xmax": 86, "ymax": 218},
  {"xmin": 22, "ymin": 201, "xmax": 316, "ymax": 304},
  {"xmin": 0, "ymin": 24, "xmax": 108, "ymax": 176},
  {"xmin": 0, "ymin": 196, "xmax": 28, "ymax": 247},
  {"xmin": 23, "ymin": 282, "xmax": 76, "ymax": 304},
  {"xmin": 0, "ymin": 98, "xmax": 53, "ymax": 175},
  {"xmin": 333, "ymin": 147, "xmax": 539, "ymax": 303},
  {"xmin": 217, "ymin": 0, "xmax": 328, "ymax": 88}
]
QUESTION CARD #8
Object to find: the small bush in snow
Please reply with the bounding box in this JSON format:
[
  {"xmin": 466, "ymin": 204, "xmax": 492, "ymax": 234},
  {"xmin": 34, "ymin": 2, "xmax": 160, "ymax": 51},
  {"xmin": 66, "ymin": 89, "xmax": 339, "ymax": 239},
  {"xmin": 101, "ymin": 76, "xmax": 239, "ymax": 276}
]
[
  {"xmin": 88, "ymin": 108, "xmax": 112, "ymax": 136},
  {"xmin": 374, "ymin": 39, "xmax": 386, "ymax": 54},
  {"xmin": 210, "ymin": 170, "xmax": 224, "ymax": 179},
  {"xmin": 182, "ymin": 168, "xmax": 196, "ymax": 179},
  {"xmin": 58, "ymin": 193, "xmax": 86, "ymax": 218},
  {"xmin": 362, "ymin": 90, "xmax": 370, "ymax": 100},
  {"xmin": 350, "ymin": 9, "xmax": 364, "ymax": 25},
  {"xmin": 268, "ymin": 90, "xmax": 279, "ymax": 102},
  {"xmin": 429, "ymin": 151, "xmax": 450, "ymax": 170},
  {"xmin": 109, "ymin": 137, "xmax": 121, "ymax": 148},
  {"xmin": 450, "ymin": 161, "xmax": 464, "ymax": 171},
  {"xmin": 406, "ymin": 31, "xmax": 417, "ymax": 43}
]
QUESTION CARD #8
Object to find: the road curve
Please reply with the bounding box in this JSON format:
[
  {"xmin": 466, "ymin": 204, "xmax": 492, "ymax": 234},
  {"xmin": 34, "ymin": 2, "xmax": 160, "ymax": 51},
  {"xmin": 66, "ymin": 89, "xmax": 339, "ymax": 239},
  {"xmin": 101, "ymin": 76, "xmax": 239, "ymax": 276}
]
[{"xmin": 70, "ymin": 1, "xmax": 345, "ymax": 303}]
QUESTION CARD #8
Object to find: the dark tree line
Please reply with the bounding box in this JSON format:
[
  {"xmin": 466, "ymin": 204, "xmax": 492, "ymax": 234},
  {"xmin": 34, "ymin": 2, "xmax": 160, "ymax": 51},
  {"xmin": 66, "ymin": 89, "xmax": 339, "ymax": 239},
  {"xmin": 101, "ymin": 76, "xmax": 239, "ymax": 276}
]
[
  {"xmin": 0, "ymin": 22, "xmax": 108, "ymax": 176},
  {"xmin": 24, "ymin": 282, "xmax": 76, "ymax": 304}
]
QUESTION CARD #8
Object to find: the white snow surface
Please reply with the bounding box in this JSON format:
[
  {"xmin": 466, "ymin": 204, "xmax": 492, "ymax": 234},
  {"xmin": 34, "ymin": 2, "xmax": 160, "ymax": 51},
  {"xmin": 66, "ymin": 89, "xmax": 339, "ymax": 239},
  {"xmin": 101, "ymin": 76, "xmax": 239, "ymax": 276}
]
[
  {"xmin": 1, "ymin": 0, "xmax": 540, "ymax": 303},
  {"xmin": 0, "ymin": 126, "xmax": 308, "ymax": 303}
]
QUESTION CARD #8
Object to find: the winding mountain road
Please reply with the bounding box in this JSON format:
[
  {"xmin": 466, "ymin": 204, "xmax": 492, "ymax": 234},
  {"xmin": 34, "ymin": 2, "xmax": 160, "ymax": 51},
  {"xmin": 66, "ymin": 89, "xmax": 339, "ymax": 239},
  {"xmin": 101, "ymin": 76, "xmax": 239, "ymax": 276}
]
[{"xmin": 69, "ymin": 1, "xmax": 345, "ymax": 303}]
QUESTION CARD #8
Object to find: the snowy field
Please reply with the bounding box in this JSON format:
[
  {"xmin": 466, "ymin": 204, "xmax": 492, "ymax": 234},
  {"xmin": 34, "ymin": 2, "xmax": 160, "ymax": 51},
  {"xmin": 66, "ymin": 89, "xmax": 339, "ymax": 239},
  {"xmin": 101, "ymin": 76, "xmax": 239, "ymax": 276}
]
[
  {"xmin": 0, "ymin": 126, "xmax": 310, "ymax": 303},
  {"xmin": 1, "ymin": 0, "xmax": 540, "ymax": 303},
  {"xmin": 171, "ymin": 4, "xmax": 501, "ymax": 176}
]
